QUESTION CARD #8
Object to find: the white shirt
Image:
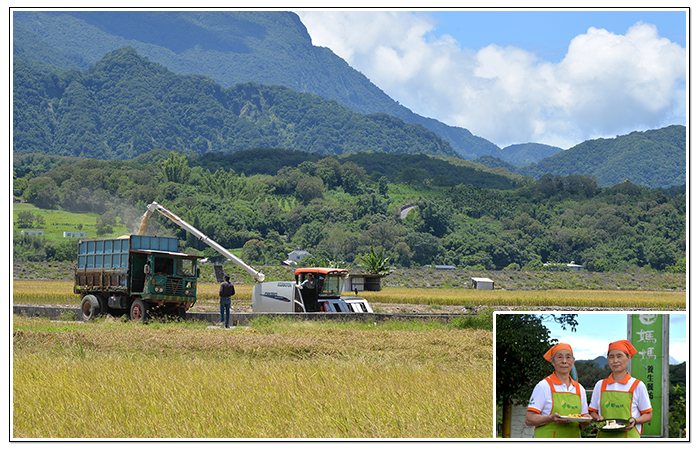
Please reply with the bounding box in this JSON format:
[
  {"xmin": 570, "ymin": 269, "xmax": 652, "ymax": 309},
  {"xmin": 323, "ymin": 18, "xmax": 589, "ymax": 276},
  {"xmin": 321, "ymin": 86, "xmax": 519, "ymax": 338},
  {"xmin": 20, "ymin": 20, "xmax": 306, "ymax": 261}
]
[
  {"xmin": 527, "ymin": 373, "xmax": 589, "ymax": 416},
  {"xmin": 589, "ymin": 373, "xmax": 652, "ymax": 434}
]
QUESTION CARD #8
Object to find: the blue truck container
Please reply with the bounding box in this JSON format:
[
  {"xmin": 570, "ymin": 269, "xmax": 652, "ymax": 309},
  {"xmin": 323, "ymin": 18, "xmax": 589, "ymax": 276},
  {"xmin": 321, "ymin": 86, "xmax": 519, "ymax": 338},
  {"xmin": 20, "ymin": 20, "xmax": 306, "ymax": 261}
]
[{"xmin": 74, "ymin": 235, "xmax": 203, "ymax": 321}]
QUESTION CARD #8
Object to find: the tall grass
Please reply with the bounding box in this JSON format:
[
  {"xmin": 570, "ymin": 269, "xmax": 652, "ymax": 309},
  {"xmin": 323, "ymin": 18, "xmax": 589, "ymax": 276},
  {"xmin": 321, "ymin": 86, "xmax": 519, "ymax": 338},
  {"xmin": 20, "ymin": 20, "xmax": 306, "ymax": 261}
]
[
  {"xmin": 12, "ymin": 316, "xmax": 492, "ymax": 439},
  {"xmin": 13, "ymin": 280, "xmax": 685, "ymax": 310},
  {"xmin": 359, "ymin": 287, "xmax": 685, "ymax": 310}
]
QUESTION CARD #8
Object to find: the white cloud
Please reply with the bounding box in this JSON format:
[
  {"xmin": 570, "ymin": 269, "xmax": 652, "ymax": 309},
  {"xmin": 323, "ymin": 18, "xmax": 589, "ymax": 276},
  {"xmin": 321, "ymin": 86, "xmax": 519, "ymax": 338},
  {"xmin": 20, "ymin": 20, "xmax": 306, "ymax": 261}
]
[{"xmin": 297, "ymin": 11, "xmax": 686, "ymax": 149}]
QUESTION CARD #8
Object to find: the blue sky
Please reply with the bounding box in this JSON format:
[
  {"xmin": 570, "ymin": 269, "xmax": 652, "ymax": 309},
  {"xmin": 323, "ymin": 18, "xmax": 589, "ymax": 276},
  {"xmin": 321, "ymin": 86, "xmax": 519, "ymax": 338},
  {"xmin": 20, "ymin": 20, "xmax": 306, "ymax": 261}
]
[
  {"xmin": 536, "ymin": 312, "xmax": 687, "ymax": 364},
  {"xmin": 428, "ymin": 10, "xmax": 687, "ymax": 63},
  {"xmin": 297, "ymin": 8, "xmax": 687, "ymax": 149}
]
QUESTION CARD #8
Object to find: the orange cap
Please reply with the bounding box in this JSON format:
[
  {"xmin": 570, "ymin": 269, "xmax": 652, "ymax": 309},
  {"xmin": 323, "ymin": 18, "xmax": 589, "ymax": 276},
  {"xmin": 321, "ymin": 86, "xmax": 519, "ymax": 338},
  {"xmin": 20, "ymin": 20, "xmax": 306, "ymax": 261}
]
[
  {"xmin": 543, "ymin": 343, "xmax": 574, "ymax": 362},
  {"xmin": 608, "ymin": 340, "xmax": 637, "ymax": 357}
]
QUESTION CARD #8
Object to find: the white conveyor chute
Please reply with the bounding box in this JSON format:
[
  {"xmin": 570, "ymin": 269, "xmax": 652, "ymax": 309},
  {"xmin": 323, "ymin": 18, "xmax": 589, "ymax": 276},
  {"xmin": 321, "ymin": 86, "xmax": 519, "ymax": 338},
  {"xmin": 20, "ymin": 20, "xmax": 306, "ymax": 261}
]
[{"xmin": 138, "ymin": 201, "xmax": 265, "ymax": 283}]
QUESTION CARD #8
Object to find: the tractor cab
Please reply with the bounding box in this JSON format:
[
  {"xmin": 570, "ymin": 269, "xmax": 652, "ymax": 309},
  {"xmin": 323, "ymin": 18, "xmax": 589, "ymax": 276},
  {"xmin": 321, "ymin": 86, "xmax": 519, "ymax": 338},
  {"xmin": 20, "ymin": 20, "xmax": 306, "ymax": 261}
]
[{"xmin": 293, "ymin": 267, "xmax": 347, "ymax": 312}]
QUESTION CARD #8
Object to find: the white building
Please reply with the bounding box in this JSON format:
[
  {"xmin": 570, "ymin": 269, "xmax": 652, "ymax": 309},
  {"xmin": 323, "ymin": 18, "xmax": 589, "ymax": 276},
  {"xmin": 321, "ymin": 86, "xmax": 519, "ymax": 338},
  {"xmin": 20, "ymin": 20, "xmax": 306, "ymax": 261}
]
[
  {"xmin": 567, "ymin": 261, "xmax": 584, "ymax": 272},
  {"xmin": 64, "ymin": 231, "xmax": 87, "ymax": 238},
  {"xmin": 470, "ymin": 277, "xmax": 494, "ymax": 290},
  {"xmin": 282, "ymin": 250, "xmax": 311, "ymax": 266},
  {"xmin": 20, "ymin": 230, "xmax": 44, "ymax": 236}
]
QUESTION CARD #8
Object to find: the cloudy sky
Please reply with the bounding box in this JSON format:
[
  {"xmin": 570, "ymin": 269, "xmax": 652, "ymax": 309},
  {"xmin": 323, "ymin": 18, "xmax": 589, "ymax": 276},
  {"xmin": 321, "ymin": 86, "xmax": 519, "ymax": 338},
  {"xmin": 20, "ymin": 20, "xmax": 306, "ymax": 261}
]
[{"xmin": 296, "ymin": 8, "xmax": 687, "ymax": 150}]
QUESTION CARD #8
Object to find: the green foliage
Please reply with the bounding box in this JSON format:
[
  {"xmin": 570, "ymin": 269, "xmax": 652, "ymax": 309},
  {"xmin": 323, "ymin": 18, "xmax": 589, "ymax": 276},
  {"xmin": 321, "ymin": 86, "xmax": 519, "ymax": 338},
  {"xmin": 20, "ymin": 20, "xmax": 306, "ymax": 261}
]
[
  {"xmin": 12, "ymin": 150, "xmax": 685, "ymax": 273},
  {"xmin": 519, "ymin": 126, "xmax": 686, "ymax": 188},
  {"xmin": 496, "ymin": 314, "xmax": 556, "ymax": 404},
  {"xmin": 13, "ymin": 47, "xmax": 462, "ymax": 160},
  {"xmin": 13, "ymin": 10, "xmax": 500, "ymax": 160},
  {"xmin": 356, "ymin": 247, "xmax": 394, "ymax": 276},
  {"xmin": 573, "ymin": 359, "xmax": 610, "ymax": 389},
  {"xmin": 451, "ymin": 308, "xmax": 493, "ymax": 330},
  {"xmin": 496, "ymin": 314, "xmax": 578, "ymax": 404},
  {"xmin": 161, "ymin": 151, "xmax": 191, "ymax": 184}
]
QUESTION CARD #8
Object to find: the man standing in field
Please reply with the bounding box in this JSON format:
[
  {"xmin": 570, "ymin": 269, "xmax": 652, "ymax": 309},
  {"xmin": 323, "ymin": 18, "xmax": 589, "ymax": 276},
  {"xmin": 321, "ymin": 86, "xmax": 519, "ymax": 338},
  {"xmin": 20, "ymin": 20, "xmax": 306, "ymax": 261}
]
[{"xmin": 219, "ymin": 274, "xmax": 235, "ymax": 328}]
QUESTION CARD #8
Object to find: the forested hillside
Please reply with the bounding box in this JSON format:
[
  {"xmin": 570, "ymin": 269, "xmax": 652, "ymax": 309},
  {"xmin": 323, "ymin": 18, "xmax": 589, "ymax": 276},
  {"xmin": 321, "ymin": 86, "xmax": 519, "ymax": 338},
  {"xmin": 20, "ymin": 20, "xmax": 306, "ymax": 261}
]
[
  {"xmin": 13, "ymin": 11, "xmax": 687, "ymax": 189},
  {"xmin": 518, "ymin": 126, "xmax": 686, "ymax": 188},
  {"xmin": 13, "ymin": 47, "xmax": 459, "ymax": 160},
  {"xmin": 496, "ymin": 142, "xmax": 564, "ymax": 166},
  {"xmin": 13, "ymin": 9, "xmax": 499, "ymax": 159},
  {"xmin": 13, "ymin": 149, "xmax": 686, "ymax": 274}
]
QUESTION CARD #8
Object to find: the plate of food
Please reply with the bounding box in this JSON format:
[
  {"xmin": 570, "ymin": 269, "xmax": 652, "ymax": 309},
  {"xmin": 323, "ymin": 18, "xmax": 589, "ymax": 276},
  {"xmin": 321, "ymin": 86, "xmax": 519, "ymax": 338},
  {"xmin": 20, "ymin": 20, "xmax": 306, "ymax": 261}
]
[
  {"xmin": 594, "ymin": 419, "xmax": 630, "ymax": 431},
  {"xmin": 562, "ymin": 414, "xmax": 592, "ymax": 422}
]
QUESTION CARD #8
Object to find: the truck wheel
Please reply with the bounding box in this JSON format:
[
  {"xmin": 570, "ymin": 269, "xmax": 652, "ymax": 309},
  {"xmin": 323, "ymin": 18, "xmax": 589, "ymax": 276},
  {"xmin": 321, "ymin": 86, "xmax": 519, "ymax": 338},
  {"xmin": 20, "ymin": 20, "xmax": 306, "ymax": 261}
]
[
  {"xmin": 79, "ymin": 295, "xmax": 101, "ymax": 321},
  {"xmin": 129, "ymin": 299, "xmax": 150, "ymax": 322}
]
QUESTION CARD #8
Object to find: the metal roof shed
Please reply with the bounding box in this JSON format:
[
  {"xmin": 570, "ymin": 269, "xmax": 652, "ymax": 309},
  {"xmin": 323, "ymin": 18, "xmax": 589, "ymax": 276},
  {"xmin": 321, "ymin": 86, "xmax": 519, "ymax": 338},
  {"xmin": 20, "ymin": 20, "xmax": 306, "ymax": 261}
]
[{"xmin": 470, "ymin": 277, "xmax": 494, "ymax": 290}]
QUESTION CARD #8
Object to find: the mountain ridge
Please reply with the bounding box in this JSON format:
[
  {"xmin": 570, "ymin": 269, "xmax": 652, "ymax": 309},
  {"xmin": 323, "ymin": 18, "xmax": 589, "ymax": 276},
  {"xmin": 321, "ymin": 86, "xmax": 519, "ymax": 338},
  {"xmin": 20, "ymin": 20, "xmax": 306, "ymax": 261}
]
[
  {"xmin": 12, "ymin": 46, "xmax": 461, "ymax": 160},
  {"xmin": 12, "ymin": 10, "xmax": 499, "ymax": 160},
  {"xmin": 12, "ymin": 10, "xmax": 686, "ymax": 188}
]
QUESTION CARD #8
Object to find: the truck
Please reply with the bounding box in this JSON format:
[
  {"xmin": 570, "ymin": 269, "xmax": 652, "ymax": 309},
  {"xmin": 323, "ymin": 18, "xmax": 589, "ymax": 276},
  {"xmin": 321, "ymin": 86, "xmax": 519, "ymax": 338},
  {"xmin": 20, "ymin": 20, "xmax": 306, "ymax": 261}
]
[
  {"xmin": 76, "ymin": 202, "xmax": 373, "ymax": 321},
  {"xmin": 74, "ymin": 235, "xmax": 203, "ymax": 321}
]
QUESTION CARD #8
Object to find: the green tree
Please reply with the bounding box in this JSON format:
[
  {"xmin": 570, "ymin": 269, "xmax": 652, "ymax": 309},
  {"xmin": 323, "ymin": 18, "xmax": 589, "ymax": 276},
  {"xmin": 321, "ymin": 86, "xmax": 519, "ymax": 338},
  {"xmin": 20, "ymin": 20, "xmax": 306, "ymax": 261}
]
[
  {"xmin": 16, "ymin": 211, "xmax": 35, "ymax": 228},
  {"xmin": 241, "ymin": 239, "xmax": 267, "ymax": 265},
  {"xmin": 416, "ymin": 199, "xmax": 453, "ymax": 237},
  {"xmin": 162, "ymin": 151, "xmax": 191, "ymax": 184},
  {"xmin": 22, "ymin": 176, "xmax": 59, "ymax": 209},
  {"xmin": 295, "ymin": 176, "xmax": 325, "ymax": 204},
  {"xmin": 405, "ymin": 232, "xmax": 441, "ymax": 266},
  {"xmin": 45, "ymin": 238, "xmax": 79, "ymax": 262},
  {"xmin": 96, "ymin": 211, "xmax": 117, "ymax": 236}
]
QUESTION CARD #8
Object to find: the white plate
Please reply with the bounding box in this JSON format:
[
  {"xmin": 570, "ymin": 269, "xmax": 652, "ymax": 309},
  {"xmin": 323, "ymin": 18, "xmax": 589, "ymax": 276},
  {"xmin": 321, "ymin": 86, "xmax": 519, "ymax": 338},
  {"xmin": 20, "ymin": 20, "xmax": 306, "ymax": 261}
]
[{"xmin": 562, "ymin": 416, "xmax": 592, "ymax": 422}]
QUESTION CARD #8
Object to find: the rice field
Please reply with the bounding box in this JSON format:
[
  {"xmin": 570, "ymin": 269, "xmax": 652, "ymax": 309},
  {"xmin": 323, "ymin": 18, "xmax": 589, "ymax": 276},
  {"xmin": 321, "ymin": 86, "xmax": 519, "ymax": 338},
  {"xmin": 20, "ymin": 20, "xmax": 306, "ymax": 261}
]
[
  {"xmin": 12, "ymin": 280, "xmax": 687, "ymax": 310},
  {"xmin": 12, "ymin": 315, "xmax": 492, "ymax": 439},
  {"xmin": 11, "ymin": 277, "xmax": 684, "ymax": 439}
]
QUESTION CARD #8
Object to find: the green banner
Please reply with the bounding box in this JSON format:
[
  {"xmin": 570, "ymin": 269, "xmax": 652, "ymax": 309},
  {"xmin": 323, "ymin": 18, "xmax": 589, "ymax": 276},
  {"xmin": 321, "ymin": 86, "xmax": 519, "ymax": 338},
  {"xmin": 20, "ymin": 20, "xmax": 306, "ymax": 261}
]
[{"xmin": 629, "ymin": 314, "xmax": 664, "ymax": 436}]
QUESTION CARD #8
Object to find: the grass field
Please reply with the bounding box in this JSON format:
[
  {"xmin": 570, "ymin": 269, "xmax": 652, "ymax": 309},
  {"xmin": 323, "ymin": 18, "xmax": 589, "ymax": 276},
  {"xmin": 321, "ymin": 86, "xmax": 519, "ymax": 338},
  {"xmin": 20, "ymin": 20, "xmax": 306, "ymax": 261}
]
[
  {"xmin": 12, "ymin": 315, "xmax": 492, "ymax": 439},
  {"xmin": 13, "ymin": 203, "xmax": 130, "ymax": 240},
  {"xmin": 12, "ymin": 279, "xmax": 687, "ymax": 311}
]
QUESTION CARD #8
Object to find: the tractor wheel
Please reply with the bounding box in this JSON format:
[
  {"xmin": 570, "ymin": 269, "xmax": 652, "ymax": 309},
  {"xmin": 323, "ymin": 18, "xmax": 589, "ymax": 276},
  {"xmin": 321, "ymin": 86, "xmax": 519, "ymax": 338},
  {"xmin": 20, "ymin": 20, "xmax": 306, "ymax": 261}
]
[
  {"xmin": 79, "ymin": 295, "xmax": 101, "ymax": 321},
  {"xmin": 129, "ymin": 299, "xmax": 150, "ymax": 322}
]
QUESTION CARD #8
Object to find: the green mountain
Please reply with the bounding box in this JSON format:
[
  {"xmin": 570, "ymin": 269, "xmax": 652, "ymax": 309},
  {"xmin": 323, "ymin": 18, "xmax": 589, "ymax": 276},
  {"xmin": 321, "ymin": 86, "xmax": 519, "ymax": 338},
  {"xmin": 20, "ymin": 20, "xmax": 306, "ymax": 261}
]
[
  {"xmin": 518, "ymin": 125, "xmax": 686, "ymax": 188},
  {"xmin": 12, "ymin": 47, "xmax": 460, "ymax": 160},
  {"xmin": 12, "ymin": 10, "xmax": 686, "ymax": 189},
  {"xmin": 495, "ymin": 142, "xmax": 564, "ymax": 167},
  {"xmin": 12, "ymin": 9, "xmax": 500, "ymax": 159}
]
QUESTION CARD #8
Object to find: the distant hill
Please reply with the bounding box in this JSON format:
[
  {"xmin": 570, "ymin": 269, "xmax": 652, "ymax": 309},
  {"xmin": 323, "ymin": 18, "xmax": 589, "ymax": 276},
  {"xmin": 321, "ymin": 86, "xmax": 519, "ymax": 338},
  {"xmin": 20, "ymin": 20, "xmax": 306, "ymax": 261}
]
[
  {"xmin": 472, "ymin": 155, "xmax": 520, "ymax": 173},
  {"xmin": 12, "ymin": 9, "xmax": 500, "ymax": 160},
  {"xmin": 495, "ymin": 142, "xmax": 564, "ymax": 167},
  {"xmin": 189, "ymin": 148, "xmax": 520, "ymax": 191},
  {"xmin": 12, "ymin": 47, "xmax": 460, "ymax": 160},
  {"xmin": 517, "ymin": 125, "xmax": 686, "ymax": 188}
]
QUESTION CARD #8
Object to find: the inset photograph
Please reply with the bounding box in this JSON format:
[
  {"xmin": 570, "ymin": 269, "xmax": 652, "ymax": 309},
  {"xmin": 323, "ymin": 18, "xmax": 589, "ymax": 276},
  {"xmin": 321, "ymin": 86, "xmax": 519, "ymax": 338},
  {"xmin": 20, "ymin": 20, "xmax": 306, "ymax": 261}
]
[{"xmin": 495, "ymin": 312, "xmax": 686, "ymax": 440}]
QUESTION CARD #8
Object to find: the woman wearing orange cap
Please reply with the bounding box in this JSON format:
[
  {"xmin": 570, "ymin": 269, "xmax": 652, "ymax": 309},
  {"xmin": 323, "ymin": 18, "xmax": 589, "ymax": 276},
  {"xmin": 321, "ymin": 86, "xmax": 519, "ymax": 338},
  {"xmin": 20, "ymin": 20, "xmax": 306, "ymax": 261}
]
[
  {"xmin": 525, "ymin": 343, "xmax": 591, "ymax": 438},
  {"xmin": 588, "ymin": 340, "xmax": 653, "ymax": 438}
]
